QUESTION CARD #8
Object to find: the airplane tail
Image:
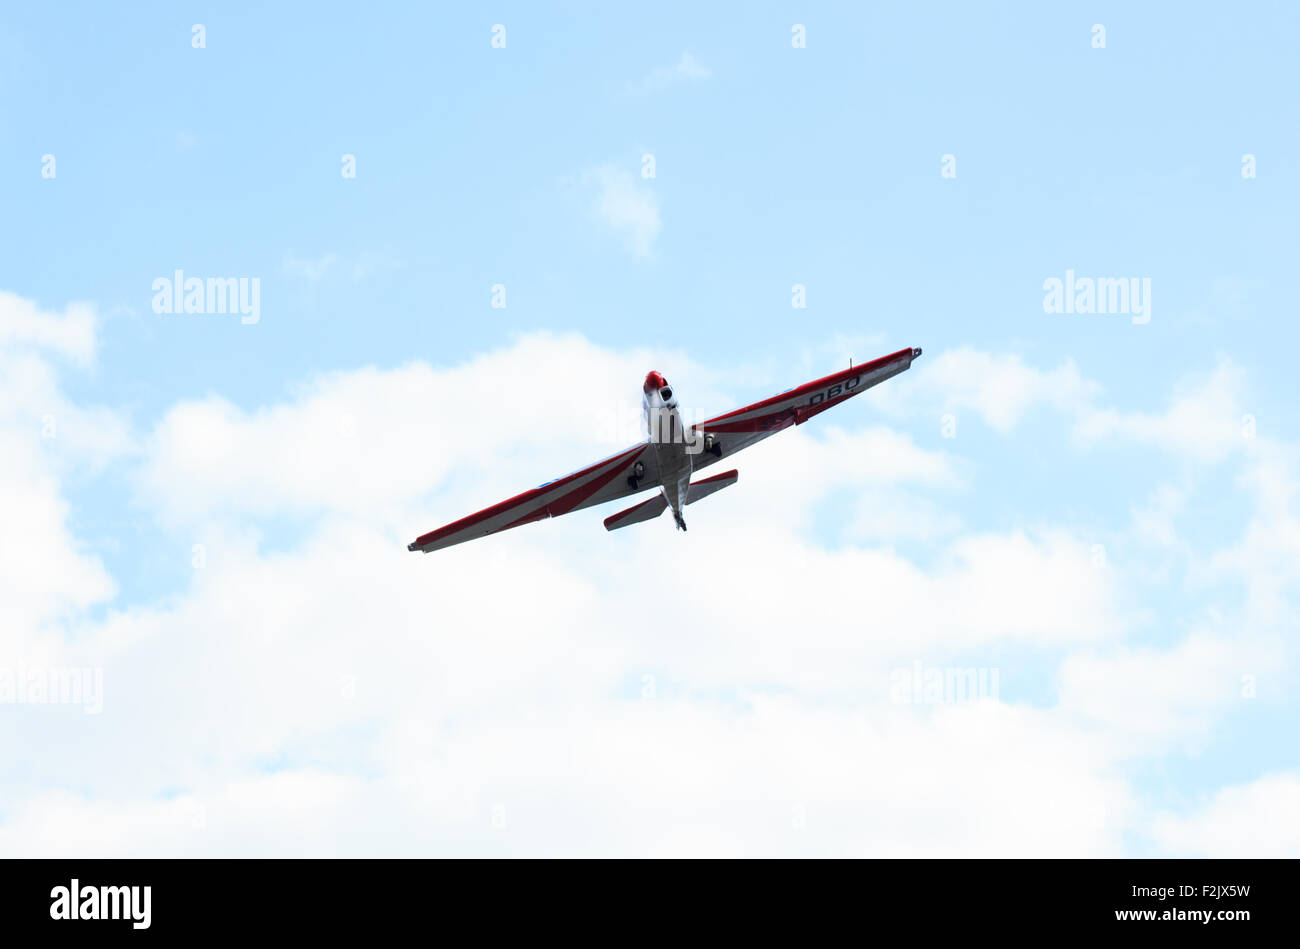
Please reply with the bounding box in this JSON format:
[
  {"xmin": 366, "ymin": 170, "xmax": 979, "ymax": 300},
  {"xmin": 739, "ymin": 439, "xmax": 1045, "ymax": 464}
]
[{"xmin": 603, "ymin": 469, "xmax": 739, "ymax": 532}]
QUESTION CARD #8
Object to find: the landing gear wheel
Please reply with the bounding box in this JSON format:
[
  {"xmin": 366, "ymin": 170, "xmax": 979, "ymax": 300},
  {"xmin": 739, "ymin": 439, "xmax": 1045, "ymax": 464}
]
[
  {"xmin": 674, "ymin": 511, "xmax": 687, "ymax": 531},
  {"xmin": 627, "ymin": 460, "xmax": 646, "ymax": 490}
]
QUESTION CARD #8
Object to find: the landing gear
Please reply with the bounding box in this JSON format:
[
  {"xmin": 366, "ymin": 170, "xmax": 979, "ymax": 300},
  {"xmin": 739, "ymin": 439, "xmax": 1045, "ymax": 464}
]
[
  {"xmin": 626, "ymin": 460, "xmax": 646, "ymax": 490},
  {"xmin": 703, "ymin": 433, "xmax": 723, "ymax": 459},
  {"xmin": 673, "ymin": 511, "xmax": 687, "ymax": 531}
]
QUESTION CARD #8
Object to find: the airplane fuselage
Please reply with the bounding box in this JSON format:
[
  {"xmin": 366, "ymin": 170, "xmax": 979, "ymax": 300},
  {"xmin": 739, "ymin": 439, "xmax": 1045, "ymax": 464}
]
[{"xmin": 643, "ymin": 373, "xmax": 694, "ymax": 529}]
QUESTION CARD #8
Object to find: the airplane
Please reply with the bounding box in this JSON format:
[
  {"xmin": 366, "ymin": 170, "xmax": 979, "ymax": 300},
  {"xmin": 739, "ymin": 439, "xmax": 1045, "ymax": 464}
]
[{"xmin": 408, "ymin": 345, "xmax": 922, "ymax": 553}]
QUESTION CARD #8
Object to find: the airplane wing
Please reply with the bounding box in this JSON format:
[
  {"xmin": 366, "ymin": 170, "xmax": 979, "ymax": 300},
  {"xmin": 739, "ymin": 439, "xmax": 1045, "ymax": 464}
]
[
  {"xmin": 408, "ymin": 441, "xmax": 660, "ymax": 553},
  {"xmin": 690, "ymin": 346, "xmax": 921, "ymax": 473}
]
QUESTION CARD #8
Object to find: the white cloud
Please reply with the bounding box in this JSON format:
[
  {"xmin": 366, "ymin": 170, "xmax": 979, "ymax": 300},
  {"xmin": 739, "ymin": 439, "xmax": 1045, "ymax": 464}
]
[
  {"xmin": 631, "ymin": 52, "xmax": 711, "ymax": 94},
  {"xmin": 848, "ymin": 491, "xmax": 963, "ymax": 543},
  {"xmin": 0, "ymin": 426, "xmax": 116, "ymax": 639},
  {"xmin": 1074, "ymin": 359, "xmax": 1248, "ymax": 462},
  {"xmin": 586, "ymin": 165, "xmax": 661, "ymax": 258},
  {"xmin": 1150, "ymin": 772, "xmax": 1300, "ymax": 857},
  {"xmin": 0, "ymin": 291, "xmax": 97, "ymax": 366},
  {"xmin": 1, "ymin": 301, "xmax": 1296, "ymax": 857},
  {"xmin": 1056, "ymin": 631, "xmax": 1272, "ymax": 756},
  {"xmin": 0, "ymin": 703, "xmax": 1135, "ymax": 857},
  {"xmin": 881, "ymin": 347, "xmax": 1260, "ymax": 474},
  {"xmin": 1128, "ymin": 480, "xmax": 1193, "ymax": 552},
  {"xmin": 880, "ymin": 347, "xmax": 1100, "ymax": 433},
  {"xmin": 1202, "ymin": 444, "xmax": 1300, "ymax": 623},
  {"xmin": 0, "ymin": 305, "xmax": 119, "ymax": 647},
  {"xmin": 136, "ymin": 333, "xmax": 705, "ymax": 525}
]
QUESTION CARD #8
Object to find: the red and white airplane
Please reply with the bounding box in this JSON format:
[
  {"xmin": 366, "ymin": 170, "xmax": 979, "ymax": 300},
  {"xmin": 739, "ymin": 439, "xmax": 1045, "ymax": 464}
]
[{"xmin": 408, "ymin": 345, "xmax": 922, "ymax": 553}]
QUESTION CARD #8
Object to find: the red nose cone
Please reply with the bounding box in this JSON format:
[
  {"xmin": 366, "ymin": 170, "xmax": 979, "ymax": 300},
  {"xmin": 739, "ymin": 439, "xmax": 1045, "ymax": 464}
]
[{"xmin": 643, "ymin": 371, "xmax": 667, "ymax": 393}]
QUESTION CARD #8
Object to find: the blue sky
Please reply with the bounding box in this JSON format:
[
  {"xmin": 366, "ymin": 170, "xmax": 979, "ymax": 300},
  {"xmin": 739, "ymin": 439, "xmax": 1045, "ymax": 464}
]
[{"xmin": 0, "ymin": 3, "xmax": 1297, "ymax": 855}]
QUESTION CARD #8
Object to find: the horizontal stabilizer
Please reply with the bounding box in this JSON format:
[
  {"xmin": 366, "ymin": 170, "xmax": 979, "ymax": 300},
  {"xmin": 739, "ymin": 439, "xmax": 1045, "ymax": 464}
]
[
  {"xmin": 686, "ymin": 469, "xmax": 738, "ymax": 504},
  {"xmin": 604, "ymin": 494, "xmax": 668, "ymax": 531},
  {"xmin": 603, "ymin": 470, "xmax": 740, "ymax": 532}
]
